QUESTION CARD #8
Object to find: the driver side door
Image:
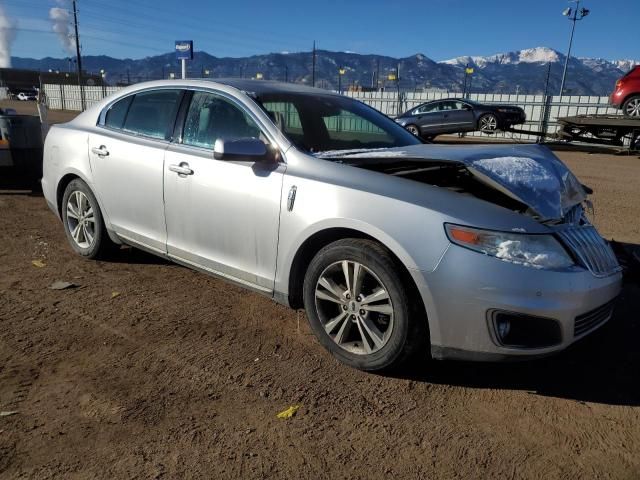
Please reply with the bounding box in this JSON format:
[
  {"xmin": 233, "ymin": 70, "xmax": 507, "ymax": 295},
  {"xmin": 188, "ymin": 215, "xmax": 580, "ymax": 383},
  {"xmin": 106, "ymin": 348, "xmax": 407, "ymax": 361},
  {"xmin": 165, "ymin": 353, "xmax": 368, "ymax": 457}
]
[{"xmin": 413, "ymin": 101, "xmax": 445, "ymax": 135}]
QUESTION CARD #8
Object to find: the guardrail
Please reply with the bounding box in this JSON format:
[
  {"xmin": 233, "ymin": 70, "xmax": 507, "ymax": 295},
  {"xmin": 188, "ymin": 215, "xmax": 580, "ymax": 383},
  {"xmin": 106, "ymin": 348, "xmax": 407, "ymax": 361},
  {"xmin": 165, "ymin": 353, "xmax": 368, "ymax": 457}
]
[{"xmin": 43, "ymin": 83, "xmax": 620, "ymax": 142}]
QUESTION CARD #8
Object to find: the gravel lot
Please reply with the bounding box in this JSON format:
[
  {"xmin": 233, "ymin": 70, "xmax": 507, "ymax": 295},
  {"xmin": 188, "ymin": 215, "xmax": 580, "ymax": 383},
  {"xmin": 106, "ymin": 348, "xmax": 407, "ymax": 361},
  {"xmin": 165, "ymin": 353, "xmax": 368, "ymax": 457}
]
[{"xmin": 1, "ymin": 103, "xmax": 639, "ymax": 479}]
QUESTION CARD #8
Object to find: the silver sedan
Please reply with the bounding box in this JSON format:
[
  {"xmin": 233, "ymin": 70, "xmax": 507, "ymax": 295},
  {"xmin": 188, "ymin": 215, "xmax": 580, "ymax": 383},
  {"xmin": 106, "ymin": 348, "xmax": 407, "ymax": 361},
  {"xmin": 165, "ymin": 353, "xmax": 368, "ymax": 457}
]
[{"xmin": 42, "ymin": 79, "xmax": 622, "ymax": 371}]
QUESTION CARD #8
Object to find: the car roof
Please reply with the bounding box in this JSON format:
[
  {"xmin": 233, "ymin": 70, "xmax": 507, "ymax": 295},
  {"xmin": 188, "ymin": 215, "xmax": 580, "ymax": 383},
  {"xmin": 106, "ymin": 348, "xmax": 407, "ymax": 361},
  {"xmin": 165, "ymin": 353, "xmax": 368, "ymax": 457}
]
[
  {"xmin": 200, "ymin": 78, "xmax": 341, "ymax": 97},
  {"xmin": 422, "ymin": 98, "xmax": 468, "ymax": 104}
]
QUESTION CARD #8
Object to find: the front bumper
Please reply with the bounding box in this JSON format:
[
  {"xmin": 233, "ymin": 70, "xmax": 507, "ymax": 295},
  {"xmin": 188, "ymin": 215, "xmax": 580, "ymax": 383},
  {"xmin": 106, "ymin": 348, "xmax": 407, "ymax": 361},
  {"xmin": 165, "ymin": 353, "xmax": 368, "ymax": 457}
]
[{"xmin": 414, "ymin": 243, "xmax": 622, "ymax": 361}]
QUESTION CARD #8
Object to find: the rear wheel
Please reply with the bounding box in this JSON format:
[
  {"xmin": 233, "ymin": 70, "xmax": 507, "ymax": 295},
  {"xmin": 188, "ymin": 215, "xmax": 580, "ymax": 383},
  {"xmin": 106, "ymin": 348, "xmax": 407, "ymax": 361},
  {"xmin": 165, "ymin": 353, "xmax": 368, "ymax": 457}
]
[
  {"xmin": 405, "ymin": 124, "xmax": 420, "ymax": 137},
  {"xmin": 478, "ymin": 113, "xmax": 499, "ymax": 134},
  {"xmin": 61, "ymin": 179, "xmax": 114, "ymax": 259},
  {"xmin": 303, "ymin": 238, "xmax": 426, "ymax": 371},
  {"xmin": 622, "ymin": 95, "xmax": 640, "ymax": 118}
]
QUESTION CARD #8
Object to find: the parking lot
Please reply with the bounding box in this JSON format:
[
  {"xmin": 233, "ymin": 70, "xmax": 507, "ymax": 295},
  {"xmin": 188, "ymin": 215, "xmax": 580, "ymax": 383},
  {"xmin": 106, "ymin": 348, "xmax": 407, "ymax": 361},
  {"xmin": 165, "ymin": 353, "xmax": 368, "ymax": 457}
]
[{"xmin": 1, "ymin": 104, "xmax": 639, "ymax": 479}]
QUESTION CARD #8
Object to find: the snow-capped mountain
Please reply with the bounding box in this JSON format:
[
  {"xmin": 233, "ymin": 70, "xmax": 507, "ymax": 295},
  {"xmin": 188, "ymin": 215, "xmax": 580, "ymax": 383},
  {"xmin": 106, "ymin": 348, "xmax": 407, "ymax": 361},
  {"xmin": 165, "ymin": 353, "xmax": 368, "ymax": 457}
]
[
  {"xmin": 439, "ymin": 47, "xmax": 638, "ymax": 94},
  {"xmin": 612, "ymin": 59, "xmax": 639, "ymax": 72},
  {"xmin": 442, "ymin": 47, "xmax": 562, "ymax": 67},
  {"xmin": 12, "ymin": 46, "xmax": 638, "ymax": 96},
  {"xmin": 442, "ymin": 47, "xmax": 636, "ymax": 72}
]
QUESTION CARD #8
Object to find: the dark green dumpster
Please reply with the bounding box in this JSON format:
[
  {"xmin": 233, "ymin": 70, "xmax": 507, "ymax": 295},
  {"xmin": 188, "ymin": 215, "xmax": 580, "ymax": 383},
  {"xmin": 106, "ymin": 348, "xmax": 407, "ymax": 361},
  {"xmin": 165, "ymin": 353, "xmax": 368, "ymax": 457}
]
[{"xmin": 0, "ymin": 114, "xmax": 44, "ymax": 190}]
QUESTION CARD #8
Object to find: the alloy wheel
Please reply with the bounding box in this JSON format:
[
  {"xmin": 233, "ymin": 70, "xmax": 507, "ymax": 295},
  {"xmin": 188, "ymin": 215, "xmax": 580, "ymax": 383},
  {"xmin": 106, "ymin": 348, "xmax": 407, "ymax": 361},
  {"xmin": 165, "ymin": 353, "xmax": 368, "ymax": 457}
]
[
  {"xmin": 66, "ymin": 190, "xmax": 96, "ymax": 249},
  {"xmin": 407, "ymin": 125, "xmax": 419, "ymax": 136},
  {"xmin": 479, "ymin": 114, "xmax": 498, "ymax": 133},
  {"xmin": 314, "ymin": 260, "xmax": 394, "ymax": 355},
  {"xmin": 625, "ymin": 98, "xmax": 640, "ymax": 118}
]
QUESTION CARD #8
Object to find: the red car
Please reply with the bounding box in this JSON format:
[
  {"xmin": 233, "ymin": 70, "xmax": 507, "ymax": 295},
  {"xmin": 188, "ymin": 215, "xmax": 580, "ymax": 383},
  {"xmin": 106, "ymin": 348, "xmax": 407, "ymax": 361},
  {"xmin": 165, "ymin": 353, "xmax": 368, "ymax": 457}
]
[{"xmin": 610, "ymin": 65, "xmax": 640, "ymax": 118}]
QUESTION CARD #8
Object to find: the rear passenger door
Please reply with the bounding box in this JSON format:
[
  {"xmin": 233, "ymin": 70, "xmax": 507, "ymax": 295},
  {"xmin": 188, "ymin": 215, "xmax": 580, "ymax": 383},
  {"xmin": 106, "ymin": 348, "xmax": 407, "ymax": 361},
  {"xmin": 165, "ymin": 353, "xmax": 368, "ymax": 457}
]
[{"xmin": 89, "ymin": 88, "xmax": 183, "ymax": 253}]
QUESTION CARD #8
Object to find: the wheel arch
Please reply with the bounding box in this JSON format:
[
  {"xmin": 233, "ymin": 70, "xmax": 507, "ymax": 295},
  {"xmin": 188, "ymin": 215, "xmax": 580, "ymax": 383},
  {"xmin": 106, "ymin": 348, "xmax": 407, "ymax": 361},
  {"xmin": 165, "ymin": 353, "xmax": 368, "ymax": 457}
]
[
  {"xmin": 286, "ymin": 228, "xmax": 429, "ymax": 339},
  {"xmin": 55, "ymin": 171, "xmax": 120, "ymax": 244},
  {"xmin": 56, "ymin": 172, "xmax": 82, "ymax": 217},
  {"xmin": 621, "ymin": 93, "xmax": 640, "ymax": 109}
]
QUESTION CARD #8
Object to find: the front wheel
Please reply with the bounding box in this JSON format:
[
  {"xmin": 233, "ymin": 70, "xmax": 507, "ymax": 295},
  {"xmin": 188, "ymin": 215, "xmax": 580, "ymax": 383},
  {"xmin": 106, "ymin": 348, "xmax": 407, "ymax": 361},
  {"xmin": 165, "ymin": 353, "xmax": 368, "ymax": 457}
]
[
  {"xmin": 303, "ymin": 238, "xmax": 426, "ymax": 371},
  {"xmin": 61, "ymin": 178, "xmax": 114, "ymax": 259},
  {"xmin": 622, "ymin": 95, "xmax": 640, "ymax": 118},
  {"xmin": 478, "ymin": 113, "xmax": 499, "ymax": 134}
]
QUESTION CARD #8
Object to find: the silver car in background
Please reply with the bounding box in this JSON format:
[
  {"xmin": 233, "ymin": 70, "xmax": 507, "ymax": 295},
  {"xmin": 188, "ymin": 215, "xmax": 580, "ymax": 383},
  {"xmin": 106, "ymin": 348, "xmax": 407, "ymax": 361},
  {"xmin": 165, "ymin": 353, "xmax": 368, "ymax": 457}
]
[{"xmin": 42, "ymin": 79, "xmax": 622, "ymax": 371}]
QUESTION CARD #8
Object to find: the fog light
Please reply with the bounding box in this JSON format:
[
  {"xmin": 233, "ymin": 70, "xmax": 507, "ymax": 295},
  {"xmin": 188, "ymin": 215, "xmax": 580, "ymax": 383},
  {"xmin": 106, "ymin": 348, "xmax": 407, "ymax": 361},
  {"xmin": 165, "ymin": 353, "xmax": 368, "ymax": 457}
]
[
  {"xmin": 496, "ymin": 318, "xmax": 511, "ymax": 340},
  {"xmin": 489, "ymin": 311, "xmax": 562, "ymax": 349}
]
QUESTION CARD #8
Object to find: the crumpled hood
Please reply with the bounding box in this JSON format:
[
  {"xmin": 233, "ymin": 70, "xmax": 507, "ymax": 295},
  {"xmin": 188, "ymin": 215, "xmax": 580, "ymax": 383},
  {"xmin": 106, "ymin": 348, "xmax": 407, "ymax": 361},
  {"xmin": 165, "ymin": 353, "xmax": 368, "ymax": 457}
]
[{"xmin": 316, "ymin": 143, "xmax": 587, "ymax": 221}]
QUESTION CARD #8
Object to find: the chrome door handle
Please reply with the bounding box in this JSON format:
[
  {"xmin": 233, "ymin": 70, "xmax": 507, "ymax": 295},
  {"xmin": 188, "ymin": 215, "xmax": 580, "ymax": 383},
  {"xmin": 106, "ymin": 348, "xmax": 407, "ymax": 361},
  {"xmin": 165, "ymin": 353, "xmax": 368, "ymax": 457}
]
[
  {"xmin": 91, "ymin": 145, "xmax": 109, "ymax": 157},
  {"xmin": 168, "ymin": 163, "xmax": 194, "ymax": 176}
]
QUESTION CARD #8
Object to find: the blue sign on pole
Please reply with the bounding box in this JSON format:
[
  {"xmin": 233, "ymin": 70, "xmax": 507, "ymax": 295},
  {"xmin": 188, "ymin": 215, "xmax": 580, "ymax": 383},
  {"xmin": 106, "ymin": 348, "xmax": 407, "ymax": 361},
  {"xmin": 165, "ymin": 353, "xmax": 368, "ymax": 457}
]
[{"xmin": 175, "ymin": 40, "xmax": 193, "ymax": 60}]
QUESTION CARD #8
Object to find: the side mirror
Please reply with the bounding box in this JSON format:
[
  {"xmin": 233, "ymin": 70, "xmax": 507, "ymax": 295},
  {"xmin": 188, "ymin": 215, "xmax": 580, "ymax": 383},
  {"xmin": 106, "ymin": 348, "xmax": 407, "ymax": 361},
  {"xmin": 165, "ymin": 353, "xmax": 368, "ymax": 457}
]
[{"xmin": 213, "ymin": 138, "xmax": 276, "ymax": 163}]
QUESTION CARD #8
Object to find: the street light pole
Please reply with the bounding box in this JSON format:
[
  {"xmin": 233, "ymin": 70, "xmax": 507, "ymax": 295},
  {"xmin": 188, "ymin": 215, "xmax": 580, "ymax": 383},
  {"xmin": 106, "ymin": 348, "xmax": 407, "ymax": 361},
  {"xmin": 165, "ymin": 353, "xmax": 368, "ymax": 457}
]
[
  {"xmin": 312, "ymin": 40, "xmax": 316, "ymax": 87},
  {"xmin": 559, "ymin": 0, "xmax": 590, "ymax": 96},
  {"xmin": 338, "ymin": 67, "xmax": 345, "ymax": 94}
]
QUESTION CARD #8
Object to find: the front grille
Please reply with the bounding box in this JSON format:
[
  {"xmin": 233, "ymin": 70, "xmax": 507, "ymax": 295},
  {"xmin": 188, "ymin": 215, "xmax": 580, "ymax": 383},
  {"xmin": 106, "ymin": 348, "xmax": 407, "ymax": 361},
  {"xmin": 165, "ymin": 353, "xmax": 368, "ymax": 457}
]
[
  {"xmin": 557, "ymin": 226, "xmax": 621, "ymax": 277},
  {"xmin": 574, "ymin": 299, "xmax": 616, "ymax": 337}
]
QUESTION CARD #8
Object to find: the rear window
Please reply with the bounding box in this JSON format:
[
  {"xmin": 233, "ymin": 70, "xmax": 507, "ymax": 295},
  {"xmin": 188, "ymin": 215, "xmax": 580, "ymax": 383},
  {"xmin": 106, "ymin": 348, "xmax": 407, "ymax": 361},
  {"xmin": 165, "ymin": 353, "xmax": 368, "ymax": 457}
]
[
  {"xmin": 122, "ymin": 90, "xmax": 182, "ymax": 140},
  {"xmin": 104, "ymin": 95, "xmax": 133, "ymax": 129}
]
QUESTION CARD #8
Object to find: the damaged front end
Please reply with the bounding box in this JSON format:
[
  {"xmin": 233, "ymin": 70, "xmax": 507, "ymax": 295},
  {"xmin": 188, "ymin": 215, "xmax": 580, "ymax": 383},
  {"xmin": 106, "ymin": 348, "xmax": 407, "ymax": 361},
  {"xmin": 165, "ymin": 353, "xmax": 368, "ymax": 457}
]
[
  {"xmin": 317, "ymin": 143, "xmax": 587, "ymax": 223},
  {"xmin": 316, "ymin": 143, "xmax": 621, "ymax": 277}
]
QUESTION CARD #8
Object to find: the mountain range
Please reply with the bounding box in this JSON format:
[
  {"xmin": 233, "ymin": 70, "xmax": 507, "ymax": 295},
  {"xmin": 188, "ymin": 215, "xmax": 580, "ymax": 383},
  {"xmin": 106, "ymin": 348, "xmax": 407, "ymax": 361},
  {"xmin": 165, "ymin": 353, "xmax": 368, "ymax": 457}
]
[{"xmin": 10, "ymin": 46, "xmax": 638, "ymax": 96}]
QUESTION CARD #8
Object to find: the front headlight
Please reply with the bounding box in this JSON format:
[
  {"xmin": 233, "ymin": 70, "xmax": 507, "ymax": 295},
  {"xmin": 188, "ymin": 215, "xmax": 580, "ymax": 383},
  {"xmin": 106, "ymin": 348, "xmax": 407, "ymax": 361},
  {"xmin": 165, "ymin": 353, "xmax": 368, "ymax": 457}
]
[
  {"xmin": 445, "ymin": 224, "xmax": 575, "ymax": 270},
  {"xmin": 395, "ymin": 118, "xmax": 406, "ymax": 126}
]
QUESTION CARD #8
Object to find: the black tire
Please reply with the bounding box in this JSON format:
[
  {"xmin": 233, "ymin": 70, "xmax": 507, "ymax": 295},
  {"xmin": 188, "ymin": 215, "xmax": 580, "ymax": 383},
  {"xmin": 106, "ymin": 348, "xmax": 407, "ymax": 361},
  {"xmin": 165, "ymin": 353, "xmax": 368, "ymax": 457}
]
[
  {"xmin": 622, "ymin": 95, "xmax": 640, "ymax": 118},
  {"xmin": 478, "ymin": 113, "xmax": 499, "ymax": 134},
  {"xmin": 61, "ymin": 178, "xmax": 114, "ymax": 259},
  {"xmin": 302, "ymin": 238, "xmax": 427, "ymax": 371},
  {"xmin": 405, "ymin": 124, "xmax": 420, "ymax": 137}
]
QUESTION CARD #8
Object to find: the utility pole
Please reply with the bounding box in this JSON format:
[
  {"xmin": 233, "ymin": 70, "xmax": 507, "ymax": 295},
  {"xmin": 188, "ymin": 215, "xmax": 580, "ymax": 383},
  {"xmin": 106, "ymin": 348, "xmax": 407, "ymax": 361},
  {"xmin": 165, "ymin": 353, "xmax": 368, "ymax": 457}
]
[
  {"xmin": 312, "ymin": 40, "xmax": 316, "ymax": 87},
  {"xmin": 72, "ymin": 0, "xmax": 85, "ymax": 110},
  {"xmin": 559, "ymin": 0, "xmax": 590, "ymax": 96}
]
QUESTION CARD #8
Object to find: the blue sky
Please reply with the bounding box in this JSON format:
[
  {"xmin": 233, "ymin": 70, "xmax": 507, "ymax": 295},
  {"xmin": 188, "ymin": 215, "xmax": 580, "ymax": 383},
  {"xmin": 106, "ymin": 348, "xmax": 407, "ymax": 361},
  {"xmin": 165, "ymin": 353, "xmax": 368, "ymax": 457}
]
[{"xmin": 5, "ymin": 0, "xmax": 640, "ymax": 61}]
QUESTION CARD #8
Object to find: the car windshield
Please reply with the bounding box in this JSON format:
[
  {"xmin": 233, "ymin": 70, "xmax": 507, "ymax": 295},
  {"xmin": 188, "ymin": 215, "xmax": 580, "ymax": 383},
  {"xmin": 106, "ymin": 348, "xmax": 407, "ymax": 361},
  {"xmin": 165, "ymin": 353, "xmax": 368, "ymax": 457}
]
[{"xmin": 254, "ymin": 92, "xmax": 421, "ymax": 153}]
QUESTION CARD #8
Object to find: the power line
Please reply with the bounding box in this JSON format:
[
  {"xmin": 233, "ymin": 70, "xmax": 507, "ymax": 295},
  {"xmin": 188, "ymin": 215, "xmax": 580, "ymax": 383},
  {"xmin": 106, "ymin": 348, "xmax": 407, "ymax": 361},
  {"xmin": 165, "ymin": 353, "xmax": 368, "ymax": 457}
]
[
  {"xmin": 13, "ymin": 27, "xmax": 170, "ymax": 54},
  {"xmin": 77, "ymin": 2, "xmax": 311, "ymax": 52},
  {"xmin": 82, "ymin": 0, "xmax": 313, "ymax": 45}
]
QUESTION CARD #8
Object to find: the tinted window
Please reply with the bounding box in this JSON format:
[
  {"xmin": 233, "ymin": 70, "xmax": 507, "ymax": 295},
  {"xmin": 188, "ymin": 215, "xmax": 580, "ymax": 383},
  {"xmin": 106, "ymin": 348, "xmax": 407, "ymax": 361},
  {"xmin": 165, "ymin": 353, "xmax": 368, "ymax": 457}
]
[
  {"xmin": 104, "ymin": 95, "xmax": 133, "ymax": 129},
  {"xmin": 255, "ymin": 93, "xmax": 421, "ymax": 152},
  {"xmin": 183, "ymin": 91, "xmax": 261, "ymax": 149},
  {"xmin": 439, "ymin": 101, "xmax": 464, "ymax": 111},
  {"xmin": 322, "ymin": 109, "xmax": 393, "ymax": 146},
  {"xmin": 122, "ymin": 90, "xmax": 182, "ymax": 139},
  {"xmin": 262, "ymin": 101, "xmax": 303, "ymax": 143},
  {"xmin": 414, "ymin": 103, "xmax": 438, "ymax": 114}
]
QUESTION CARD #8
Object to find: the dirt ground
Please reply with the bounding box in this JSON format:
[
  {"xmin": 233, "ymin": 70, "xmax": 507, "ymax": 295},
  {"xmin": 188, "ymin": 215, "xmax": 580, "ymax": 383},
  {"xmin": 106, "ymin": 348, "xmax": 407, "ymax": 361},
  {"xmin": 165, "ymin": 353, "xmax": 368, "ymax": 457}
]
[{"xmin": 1, "ymin": 103, "xmax": 639, "ymax": 479}]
